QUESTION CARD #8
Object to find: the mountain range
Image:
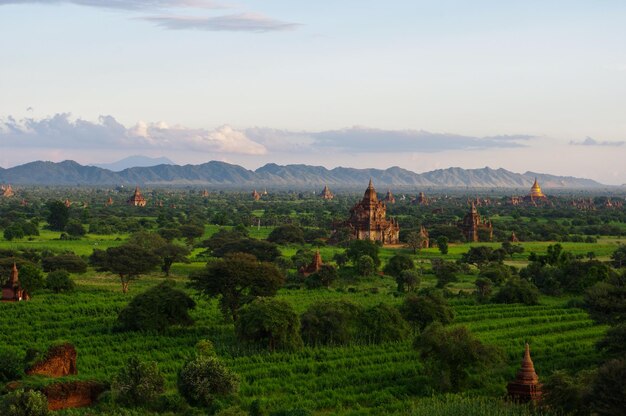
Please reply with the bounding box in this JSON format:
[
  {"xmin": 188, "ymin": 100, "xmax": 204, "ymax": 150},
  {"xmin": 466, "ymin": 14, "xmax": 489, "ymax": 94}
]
[
  {"xmin": 0, "ymin": 160, "xmax": 604, "ymax": 189},
  {"xmin": 91, "ymin": 155, "xmax": 175, "ymax": 172}
]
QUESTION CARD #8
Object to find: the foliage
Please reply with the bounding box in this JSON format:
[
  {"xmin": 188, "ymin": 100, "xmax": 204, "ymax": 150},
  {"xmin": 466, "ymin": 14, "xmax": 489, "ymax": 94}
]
[
  {"xmin": 355, "ymin": 255, "xmax": 376, "ymax": 277},
  {"xmin": 46, "ymin": 200, "xmax": 70, "ymax": 231},
  {"xmin": 431, "ymin": 259, "xmax": 460, "ymax": 288},
  {"xmin": 611, "ymin": 244, "xmax": 626, "ymax": 268},
  {"xmin": 479, "ymin": 263, "xmax": 512, "ymax": 286},
  {"xmin": 583, "ymin": 272, "xmax": 626, "ymax": 324},
  {"xmin": 589, "ymin": 357, "xmax": 626, "ymax": 416},
  {"xmin": 461, "ymin": 246, "xmax": 499, "ymax": 267},
  {"xmin": 475, "ymin": 278, "xmax": 493, "ymax": 302},
  {"xmin": 46, "ymin": 269, "xmax": 75, "ymax": 293},
  {"xmin": 596, "ymin": 323, "xmax": 626, "ymax": 357},
  {"xmin": 436, "ymin": 236, "xmax": 449, "ymax": 255},
  {"xmin": 178, "ymin": 355, "xmax": 239, "ymax": 408},
  {"xmin": 189, "ymin": 253, "xmax": 284, "ymax": 321},
  {"xmin": 267, "ymin": 225, "xmax": 305, "ymax": 245},
  {"xmin": 332, "ymin": 252, "xmax": 348, "ymax": 268},
  {"xmin": 359, "ymin": 303, "xmax": 410, "ymax": 343},
  {"xmin": 155, "ymin": 243, "xmax": 190, "ymax": 276},
  {"xmin": 65, "ymin": 219, "xmax": 86, "ymax": 237},
  {"xmin": 213, "ymin": 238, "xmax": 281, "ymax": 262},
  {"xmin": 42, "ymin": 253, "xmax": 87, "ymax": 273},
  {"xmin": 383, "ymin": 254, "xmax": 415, "ymax": 278},
  {"xmin": 346, "ymin": 239, "xmax": 381, "ymax": 267},
  {"xmin": 112, "ymin": 356, "xmax": 165, "ymax": 407},
  {"xmin": 0, "ymin": 347, "xmax": 24, "ymax": 382},
  {"xmin": 493, "ymin": 278, "xmax": 540, "ymax": 305},
  {"xmin": 400, "ymin": 291, "xmax": 454, "ymax": 330},
  {"xmin": 414, "ymin": 323, "xmax": 502, "ymax": 391},
  {"xmin": 542, "ymin": 369, "xmax": 594, "ymax": 416},
  {"xmin": 179, "ymin": 224, "xmax": 204, "ymax": 245},
  {"xmin": 118, "ymin": 281, "xmax": 196, "ymax": 332},
  {"xmin": 0, "ymin": 389, "xmax": 49, "ymax": 416},
  {"xmin": 235, "ymin": 298, "xmax": 303, "ymax": 351},
  {"xmin": 396, "ymin": 269, "xmax": 421, "ymax": 293},
  {"xmin": 17, "ymin": 263, "xmax": 45, "ymax": 294},
  {"xmin": 90, "ymin": 244, "xmax": 161, "ymax": 293},
  {"xmin": 300, "ymin": 300, "xmax": 363, "ymax": 346},
  {"xmin": 405, "ymin": 231, "xmax": 426, "ymax": 254},
  {"xmin": 305, "ymin": 265, "xmax": 338, "ymax": 289}
]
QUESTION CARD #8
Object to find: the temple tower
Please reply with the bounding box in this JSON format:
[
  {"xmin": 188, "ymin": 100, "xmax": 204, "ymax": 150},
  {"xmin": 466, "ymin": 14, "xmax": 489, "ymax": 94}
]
[{"xmin": 507, "ymin": 343, "xmax": 542, "ymax": 403}]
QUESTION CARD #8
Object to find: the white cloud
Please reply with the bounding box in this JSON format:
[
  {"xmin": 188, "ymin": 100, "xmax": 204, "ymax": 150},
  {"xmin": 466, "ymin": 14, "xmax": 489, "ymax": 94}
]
[
  {"xmin": 0, "ymin": 114, "xmax": 266, "ymax": 155},
  {"xmin": 0, "ymin": 0, "xmax": 227, "ymax": 10},
  {"xmin": 141, "ymin": 13, "xmax": 300, "ymax": 32},
  {"xmin": 570, "ymin": 136, "xmax": 625, "ymax": 147}
]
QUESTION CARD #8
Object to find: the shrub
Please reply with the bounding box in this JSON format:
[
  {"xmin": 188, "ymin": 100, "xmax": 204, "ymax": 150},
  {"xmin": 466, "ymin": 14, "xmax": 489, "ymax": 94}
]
[
  {"xmin": 112, "ymin": 356, "xmax": 165, "ymax": 407},
  {"xmin": 0, "ymin": 347, "xmax": 24, "ymax": 382},
  {"xmin": 356, "ymin": 255, "xmax": 376, "ymax": 277},
  {"xmin": 383, "ymin": 254, "xmax": 415, "ymax": 278},
  {"xmin": 358, "ymin": 304, "xmax": 410, "ymax": 343},
  {"xmin": 178, "ymin": 356, "xmax": 239, "ymax": 408},
  {"xmin": 493, "ymin": 278, "xmax": 540, "ymax": 305},
  {"xmin": 0, "ymin": 389, "xmax": 49, "ymax": 416},
  {"xmin": 400, "ymin": 291, "xmax": 454, "ymax": 330},
  {"xmin": 305, "ymin": 265, "xmax": 337, "ymax": 289},
  {"xmin": 346, "ymin": 240, "xmax": 381, "ymax": 267},
  {"xmin": 46, "ymin": 270, "xmax": 75, "ymax": 293},
  {"xmin": 118, "ymin": 280, "xmax": 196, "ymax": 332},
  {"xmin": 42, "ymin": 254, "xmax": 87, "ymax": 273},
  {"xmin": 236, "ymin": 298, "xmax": 303, "ymax": 351},
  {"xmin": 267, "ymin": 225, "xmax": 305, "ymax": 245},
  {"xmin": 396, "ymin": 269, "xmax": 421, "ymax": 293},
  {"xmin": 301, "ymin": 300, "xmax": 363, "ymax": 346},
  {"xmin": 65, "ymin": 220, "xmax": 86, "ymax": 237}
]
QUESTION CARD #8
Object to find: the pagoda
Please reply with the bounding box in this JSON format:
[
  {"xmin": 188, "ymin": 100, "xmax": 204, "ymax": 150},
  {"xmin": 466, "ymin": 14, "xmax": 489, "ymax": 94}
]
[
  {"xmin": 507, "ymin": 343, "xmax": 542, "ymax": 403},
  {"xmin": 1, "ymin": 184, "xmax": 15, "ymax": 197},
  {"xmin": 201, "ymin": 189, "xmax": 210, "ymax": 198},
  {"xmin": 460, "ymin": 202, "xmax": 493, "ymax": 242},
  {"xmin": 1, "ymin": 263, "xmax": 28, "ymax": 302},
  {"xmin": 105, "ymin": 196, "xmax": 113, "ymax": 206},
  {"xmin": 339, "ymin": 179, "xmax": 400, "ymax": 245},
  {"xmin": 419, "ymin": 225, "xmax": 430, "ymax": 248},
  {"xmin": 127, "ymin": 187, "xmax": 147, "ymax": 207},
  {"xmin": 524, "ymin": 178, "xmax": 548, "ymax": 203},
  {"xmin": 510, "ymin": 232, "xmax": 519, "ymax": 243},
  {"xmin": 252, "ymin": 190, "xmax": 261, "ymax": 201},
  {"xmin": 64, "ymin": 199, "xmax": 72, "ymax": 208},
  {"xmin": 414, "ymin": 192, "xmax": 428, "ymax": 205},
  {"xmin": 319, "ymin": 185, "xmax": 334, "ymax": 200},
  {"xmin": 299, "ymin": 251, "xmax": 324, "ymax": 277},
  {"xmin": 384, "ymin": 190, "xmax": 396, "ymax": 204}
]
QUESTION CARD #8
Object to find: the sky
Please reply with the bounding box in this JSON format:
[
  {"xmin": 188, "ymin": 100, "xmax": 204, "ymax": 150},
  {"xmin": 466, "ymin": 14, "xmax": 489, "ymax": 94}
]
[{"xmin": 1, "ymin": 0, "xmax": 625, "ymax": 184}]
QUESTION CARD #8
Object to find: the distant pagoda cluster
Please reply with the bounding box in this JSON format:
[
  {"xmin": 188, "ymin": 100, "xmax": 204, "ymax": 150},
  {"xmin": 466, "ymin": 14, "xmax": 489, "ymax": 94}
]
[
  {"xmin": 1, "ymin": 184, "xmax": 15, "ymax": 197},
  {"xmin": 127, "ymin": 187, "xmax": 147, "ymax": 207},
  {"xmin": 319, "ymin": 185, "xmax": 334, "ymax": 200},
  {"xmin": 460, "ymin": 202, "xmax": 493, "ymax": 242},
  {"xmin": 336, "ymin": 179, "xmax": 400, "ymax": 245}
]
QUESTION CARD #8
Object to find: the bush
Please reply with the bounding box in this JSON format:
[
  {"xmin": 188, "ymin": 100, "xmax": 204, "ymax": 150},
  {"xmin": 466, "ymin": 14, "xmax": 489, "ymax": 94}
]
[
  {"xmin": 356, "ymin": 255, "xmax": 376, "ymax": 277},
  {"xmin": 45, "ymin": 270, "xmax": 75, "ymax": 293},
  {"xmin": 0, "ymin": 389, "xmax": 49, "ymax": 416},
  {"xmin": 65, "ymin": 220, "xmax": 86, "ymax": 237},
  {"xmin": 236, "ymin": 298, "xmax": 303, "ymax": 351},
  {"xmin": 493, "ymin": 278, "xmax": 540, "ymax": 305},
  {"xmin": 396, "ymin": 269, "xmax": 421, "ymax": 293},
  {"xmin": 42, "ymin": 254, "xmax": 88, "ymax": 273},
  {"xmin": 400, "ymin": 291, "xmax": 454, "ymax": 330},
  {"xmin": 300, "ymin": 300, "xmax": 363, "ymax": 346},
  {"xmin": 383, "ymin": 254, "xmax": 415, "ymax": 278},
  {"xmin": 358, "ymin": 304, "xmax": 410, "ymax": 343},
  {"xmin": 305, "ymin": 265, "xmax": 337, "ymax": 289},
  {"xmin": 112, "ymin": 356, "xmax": 165, "ymax": 407},
  {"xmin": 346, "ymin": 240, "xmax": 381, "ymax": 267},
  {"xmin": 118, "ymin": 280, "xmax": 196, "ymax": 332},
  {"xmin": 267, "ymin": 225, "xmax": 305, "ymax": 245},
  {"xmin": 0, "ymin": 347, "xmax": 24, "ymax": 382},
  {"xmin": 178, "ymin": 356, "xmax": 239, "ymax": 408}
]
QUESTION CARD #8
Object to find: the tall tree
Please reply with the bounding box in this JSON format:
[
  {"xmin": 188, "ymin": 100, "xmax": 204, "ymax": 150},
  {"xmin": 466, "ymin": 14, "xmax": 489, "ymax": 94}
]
[
  {"xmin": 90, "ymin": 244, "xmax": 160, "ymax": 293},
  {"xmin": 46, "ymin": 200, "xmax": 70, "ymax": 231}
]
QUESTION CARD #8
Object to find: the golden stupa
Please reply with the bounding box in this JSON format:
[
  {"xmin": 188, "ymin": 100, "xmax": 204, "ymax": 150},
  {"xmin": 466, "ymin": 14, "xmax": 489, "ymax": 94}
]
[{"xmin": 529, "ymin": 178, "xmax": 545, "ymax": 198}]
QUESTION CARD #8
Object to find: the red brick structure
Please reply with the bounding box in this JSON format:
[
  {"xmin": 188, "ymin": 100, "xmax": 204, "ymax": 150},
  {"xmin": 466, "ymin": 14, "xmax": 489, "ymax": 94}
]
[
  {"xmin": 414, "ymin": 191, "xmax": 428, "ymax": 205},
  {"xmin": 507, "ymin": 343, "xmax": 542, "ymax": 403},
  {"xmin": 419, "ymin": 225, "xmax": 430, "ymax": 248},
  {"xmin": 340, "ymin": 179, "xmax": 400, "ymax": 245},
  {"xmin": 510, "ymin": 232, "xmax": 519, "ymax": 242},
  {"xmin": 1, "ymin": 263, "xmax": 29, "ymax": 302},
  {"xmin": 252, "ymin": 189, "xmax": 261, "ymax": 201},
  {"xmin": 26, "ymin": 343, "xmax": 78, "ymax": 378},
  {"xmin": 384, "ymin": 190, "xmax": 396, "ymax": 204},
  {"xmin": 2, "ymin": 184, "xmax": 15, "ymax": 197},
  {"xmin": 105, "ymin": 196, "xmax": 113, "ymax": 206},
  {"xmin": 127, "ymin": 186, "xmax": 147, "ymax": 207},
  {"xmin": 320, "ymin": 185, "xmax": 334, "ymax": 200},
  {"xmin": 460, "ymin": 202, "xmax": 493, "ymax": 242},
  {"xmin": 299, "ymin": 251, "xmax": 324, "ymax": 277}
]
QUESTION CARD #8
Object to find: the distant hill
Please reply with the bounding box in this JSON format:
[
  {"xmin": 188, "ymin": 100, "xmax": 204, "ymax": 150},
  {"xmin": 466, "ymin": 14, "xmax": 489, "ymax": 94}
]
[
  {"xmin": 92, "ymin": 155, "xmax": 175, "ymax": 171},
  {"xmin": 0, "ymin": 160, "xmax": 604, "ymax": 188}
]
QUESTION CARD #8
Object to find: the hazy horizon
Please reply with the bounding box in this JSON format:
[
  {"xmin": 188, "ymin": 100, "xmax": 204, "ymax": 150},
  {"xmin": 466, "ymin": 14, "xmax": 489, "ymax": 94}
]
[{"xmin": 1, "ymin": 1, "xmax": 625, "ymax": 184}]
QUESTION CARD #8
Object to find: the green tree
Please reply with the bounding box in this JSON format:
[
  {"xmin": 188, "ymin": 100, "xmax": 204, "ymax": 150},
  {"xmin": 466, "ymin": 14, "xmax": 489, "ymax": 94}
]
[
  {"xmin": 46, "ymin": 200, "xmax": 70, "ymax": 231},
  {"xmin": 306, "ymin": 265, "xmax": 338, "ymax": 289},
  {"xmin": 236, "ymin": 298, "xmax": 303, "ymax": 351},
  {"xmin": 396, "ymin": 269, "xmax": 421, "ymax": 293},
  {"xmin": 300, "ymin": 300, "xmax": 363, "ymax": 346},
  {"xmin": 18, "ymin": 263, "xmax": 45, "ymax": 294},
  {"xmin": 112, "ymin": 356, "xmax": 165, "ymax": 407},
  {"xmin": 3, "ymin": 224, "xmax": 24, "ymax": 241},
  {"xmin": 267, "ymin": 224, "xmax": 305, "ymax": 245},
  {"xmin": 90, "ymin": 244, "xmax": 160, "ymax": 293},
  {"xmin": 346, "ymin": 240, "xmax": 381, "ymax": 267},
  {"xmin": 383, "ymin": 254, "xmax": 415, "ymax": 278},
  {"xmin": 596, "ymin": 323, "xmax": 626, "ymax": 357},
  {"xmin": 189, "ymin": 253, "xmax": 284, "ymax": 321},
  {"xmin": 155, "ymin": 243, "xmax": 190, "ymax": 276},
  {"xmin": 356, "ymin": 255, "xmax": 376, "ymax": 277},
  {"xmin": 584, "ymin": 272, "xmax": 626, "ymax": 324},
  {"xmin": 431, "ymin": 259, "xmax": 459, "ymax": 288},
  {"xmin": 332, "ymin": 252, "xmax": 349, "ymax": 268},
  {"xmin": 610, "ymin": 244, "xmax": 626, "ymax": 268},
  {"xmin": 118, "ymin": 281, "xmax": 196, "ymax": 331},
  {"xmin": 589, "ymin": 357, "xmax": 626, "ymax": 416},
  {"xmin": 0, "ymin": 347, "xmax": 24, "ymax": 382},
  {"xmin": 479, "ymin": 262, "xmax": 512, "ymax": 285},
  {"xmin": 414, "ymin": 323, "xmax": 502, "ymax": 391},
  {"xmin": 46, "ymin": 270, "xmax": 75, "ymax": 293},
  {"xmin": 436, "ymin": 236, "xmax": 449, "ymax": 255},
  {"xmin": 0, "ymin": 389, "xmax": 49, "ymax": 416},
  {"xmin": 474, "ymin": 277, "xmax": 493, "ymax": 302},
  {"xmin": 42, "ymin": 254, "xmax": 87, "ymax": 273},
  {"xmin": 178, "ymin": 355, "xmax": 239, "ymax": 408},
  {"xmin": 400, "ymin": 291, "xmax": 454, "ymax": 330},
  {"xmin": 65, "ymin": 220, "xmax": 86, "ymax": 237},
  {"xmin": 405, "ymin": 231, "xmax": 425, "ymax": 254},
  {"xmin": 493, "ymin": 278, "xmax": 540, "ymax": 305},
  {"xmin": 179, "ymin": 224, "xmax": 205, "ymax": 245},
  {"xmin": 358, "ymin": 303, "xmax": 409, "ymax": 343}
]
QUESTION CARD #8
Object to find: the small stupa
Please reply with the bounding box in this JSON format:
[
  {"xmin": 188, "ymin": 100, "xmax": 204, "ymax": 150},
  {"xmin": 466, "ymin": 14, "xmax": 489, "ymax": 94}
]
[{"xmin": 507, "ymin": 343, "xmax": 542, "ymax": 403}]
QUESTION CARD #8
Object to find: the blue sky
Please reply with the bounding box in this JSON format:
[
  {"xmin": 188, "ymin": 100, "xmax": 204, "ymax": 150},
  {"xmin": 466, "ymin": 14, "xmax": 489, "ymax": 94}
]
[{"xmin": 1, "ymin": 0, "xmax": 625, "ymax": 184}]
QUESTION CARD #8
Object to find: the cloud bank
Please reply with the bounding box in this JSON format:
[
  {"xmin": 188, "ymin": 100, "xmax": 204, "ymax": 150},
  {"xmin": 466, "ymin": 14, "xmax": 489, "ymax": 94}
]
[
  {"xmin": 570, "ymin": 137, "xmax": 625, "ymax": 147},
  {"xmin": 142, "ymin": 13, "xmax": 300, "ymax": 32},
  {"xmin": 0, "ymin": 0, "xmax": 226, "ymax": 10}
]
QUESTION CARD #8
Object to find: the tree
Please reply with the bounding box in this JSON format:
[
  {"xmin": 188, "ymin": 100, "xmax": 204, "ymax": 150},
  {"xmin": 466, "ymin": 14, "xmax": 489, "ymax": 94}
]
[
  {"xmin": 65, "ymin": 220, "xmax": 86, "ymax": 237},
  {"xmin": 0, "ymin": 347, "xmax": 24, "ymax": 382},
  {"xmin": 400, "ymin": 291, "xmax": 454, "ymax": 330},
  {"xmin": 479, "ymin": 262, "xmax": 512, "ymax": 285},
  {"xmin": 584, "ymin": 272, "xmax": 626, "ymax": 324},
  {"xmin": 46, "ymin": 270, "xmax": 75, "ymax": 293},
  {"xmin": 396, "ymin": 269, "xmax": 421, "ymax": 293},
  {"xmin": 431, "ymin": 259, "xmax": 459, "ymax": 288},
  {"xmin": 267, "ymin": 225, "xmax": 305, "ymax": 245},
  {"xmin": 414, "ymin": 323, "xmax": 502, "ymax": 391},
  {"xmin": 501, "ymin": 241, "xmax": 524, "ymax": 259},
  {"xmin": 493, "ymin": 278, "xmax": 540, "ymax": 305},
  {"xmin": 461, "ymin": 246, "xmax": 496, "ymax": 267},
  {"xmin": 3, "ymin": 225, "xmax": 24, "ymax": 241},
  {"xmin": 235, "ymin": 297, "xmax": 303, "ymax": 351},
  {"xmin": 42, "ymin": 254, "xmax": 87, "ymax": 273},
  {"xmin": 189, "ymin": 253, "xmax": 284, "ymax": 321},
  {"xmin": 112, "ymin": 356, "xmax": 165, "ymax": 407},
  {"xmin": 589, "ymin": 357, "xmax": 626, "ymax": 416},
  {"xmin": 118, "ymin": 281, "xmax": 196, "ymax": 331},
  {"xmin": 356, "ymin": 255, "xmax": 376, "ymax": 277},
  {"xmin": 18, "ymin": 263, "xmax": 45, "ymax": 294},
  {"xmin": 179, "ymin": 224, "xmax": 204, "ymax": 245},
  {"xmin": 46, "ymin": 200, "xmax": 70, "ymax": 231},
  {"xmin": 178, "ymin": 355, "xmax": 239, "ymax": 408},
  {"xmin": 436, "ymin": 236, "xmax": 449, "ymax": 255},
  {"xmin": 213, "ymin": 239, "xmax": 281, "ymax": 262},
  {"xmin": 405, "ymin": 231, "xmax": 425, "ymax": 254},
  {"xmin": 332, "ymin": 252, "xmax": 348, "ymax": 268},
  {"xmin": 0, "ymin": 389, "xmax": 49, "ymax": 416},
  {"xmin": 155, "ymin": 243, "xmax": 190, "ymax": 276},
  {"xmin": 306, "ymin": 265, "xmax": 338, "ymax": 289},
  {"xmin": 474, "ymin": 278, "xmax": 493, "ymax": 302},
  {"xmin": 611, "ymin": 244, "xmax": 626, "ymax": 268},
  {"xmin": 596, "ymin": 323, "xmax": 626, "ymax": 357},
  {"xmin": 383, "ymin": 254, "xmax": 415, "ymax": 278},
  {"xmin": 358, "ymin": 303, "xmax": 410, "ymax": 343},
  {"xmin": 346, "ymin": 240, "xmax": 381, "ymax": 267},
  {"xmin": 542, "ymin": 369, "xmax": 594, "ymax": 416},
  {"xmin": 300, "ymin": 300, "xmax": 362, "ymax": 346},
  {"xmin": 90, "ymin": 244, "xmax": 160, "ymax": 293}
]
